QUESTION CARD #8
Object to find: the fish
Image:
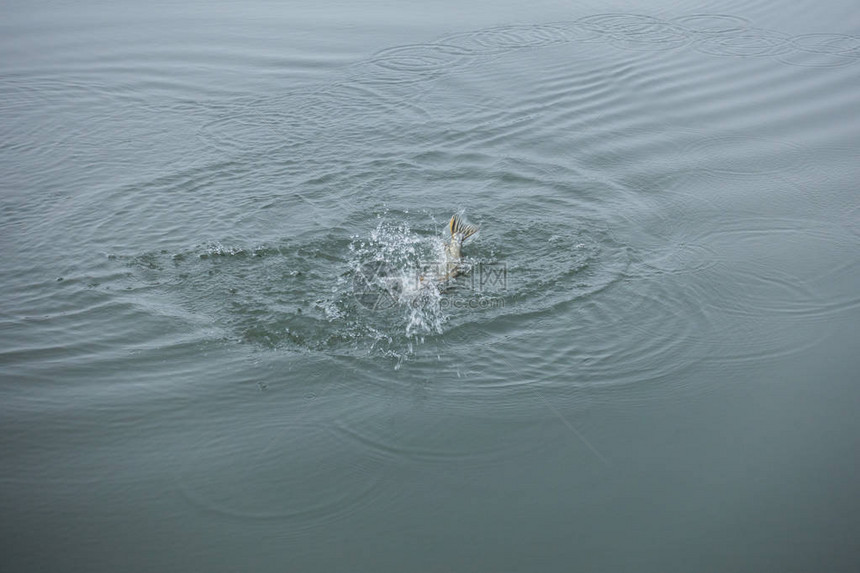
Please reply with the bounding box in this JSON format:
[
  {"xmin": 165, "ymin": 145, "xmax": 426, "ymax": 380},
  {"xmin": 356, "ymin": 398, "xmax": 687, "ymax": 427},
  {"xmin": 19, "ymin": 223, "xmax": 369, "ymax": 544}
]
[{"xmin": 420, "ymin": 214, "xmax": 479, "ymax": 284}]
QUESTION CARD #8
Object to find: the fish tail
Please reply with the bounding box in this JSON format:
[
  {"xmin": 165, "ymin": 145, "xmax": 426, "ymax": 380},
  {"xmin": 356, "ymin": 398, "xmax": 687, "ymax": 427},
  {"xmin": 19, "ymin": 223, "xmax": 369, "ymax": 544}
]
[{"xmin": 448, "ymin": 214, "xmax": 479, "ymax": 242}]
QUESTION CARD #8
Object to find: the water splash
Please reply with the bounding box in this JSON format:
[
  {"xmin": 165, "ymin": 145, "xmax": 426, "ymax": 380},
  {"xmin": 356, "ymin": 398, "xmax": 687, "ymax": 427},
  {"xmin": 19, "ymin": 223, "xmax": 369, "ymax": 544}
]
[{"xmin": 344, "ymin": 216, "xmax": 449, "ymax": 338}]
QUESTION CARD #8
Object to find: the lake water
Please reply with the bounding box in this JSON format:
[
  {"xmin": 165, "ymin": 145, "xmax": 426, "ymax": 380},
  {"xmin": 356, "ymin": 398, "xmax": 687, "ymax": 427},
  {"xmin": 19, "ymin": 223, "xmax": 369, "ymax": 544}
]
[{"xmin": 2, "ymin": 0, "xmax": 859, "ymax": 571}]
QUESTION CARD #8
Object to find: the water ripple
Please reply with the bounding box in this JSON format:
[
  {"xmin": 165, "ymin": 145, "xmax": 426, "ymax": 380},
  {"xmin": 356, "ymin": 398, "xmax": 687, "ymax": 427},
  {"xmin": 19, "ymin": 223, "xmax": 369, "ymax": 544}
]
[
  {"xmin": 439, "ymin": 23, "xmax": 587, "ymax": 54},
  {"xmin": 350, "ymin": 44, "xmax": 474, "ymax": 85},
  {"xmin": 671, "ymin": 14, "xmax": 751, "ymax": 35},
  {"xmin": 177, "ymin": 418, "xmax": 400, "ymax": 531},
  {"xmin": 778, "ymin": 34, "xmax": 860, "ymax": 67},
  {"xmin": 692, "ymin": 27, "xmax": 793, "ymax": 58},
  {"xmin": 678, "ymin": 133, "xmax": 813, "ymax": 176},
  {"xmin": 14, "ymin": 10, "xmax": 857, "ymax": 375},
  {"xmin": 577, "ymin": 13, "xmax": 692, "ymax": 52}
]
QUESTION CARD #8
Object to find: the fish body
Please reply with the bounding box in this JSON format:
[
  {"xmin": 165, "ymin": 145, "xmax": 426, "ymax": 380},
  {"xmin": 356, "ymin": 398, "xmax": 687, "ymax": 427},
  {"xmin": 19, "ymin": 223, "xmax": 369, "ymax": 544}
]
[{"xmin": 423, "ymin": 214, "xmax": 479, "ymax": 284}]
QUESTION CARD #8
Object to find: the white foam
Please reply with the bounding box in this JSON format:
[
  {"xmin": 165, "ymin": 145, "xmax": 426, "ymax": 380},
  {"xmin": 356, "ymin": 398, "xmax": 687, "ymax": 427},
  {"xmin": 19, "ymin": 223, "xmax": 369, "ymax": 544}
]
[{"xmin": 347, "ymin": 218, "xmax": 449, "ymax": 338}]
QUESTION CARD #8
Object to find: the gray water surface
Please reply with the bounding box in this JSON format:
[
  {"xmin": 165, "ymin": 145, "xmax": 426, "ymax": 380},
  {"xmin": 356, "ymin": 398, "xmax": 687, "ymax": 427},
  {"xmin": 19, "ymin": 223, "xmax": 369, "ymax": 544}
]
[{"xmin": 2, "ymin": 1, "xmax": 860, "ymax": 571}]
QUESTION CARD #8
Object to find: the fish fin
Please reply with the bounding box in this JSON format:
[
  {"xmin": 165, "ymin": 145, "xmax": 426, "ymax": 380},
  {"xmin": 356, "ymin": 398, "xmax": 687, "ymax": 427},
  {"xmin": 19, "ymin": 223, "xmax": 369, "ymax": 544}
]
[{"xmin": 448, "ymin": 214, "xmax": 479, "ymax": 242}]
